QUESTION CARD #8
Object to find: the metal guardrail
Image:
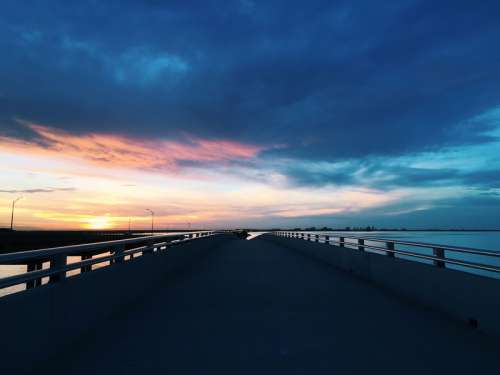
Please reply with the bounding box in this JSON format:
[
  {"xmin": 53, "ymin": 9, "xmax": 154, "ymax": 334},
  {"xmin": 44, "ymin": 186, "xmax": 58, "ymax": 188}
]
[
  {"xmin": 0, "ymin": 231, "xmax": 217, "ymax": 292},
  {"xmin": 274, "ymin": 231, "xmax": 500, "ymax": 276}
]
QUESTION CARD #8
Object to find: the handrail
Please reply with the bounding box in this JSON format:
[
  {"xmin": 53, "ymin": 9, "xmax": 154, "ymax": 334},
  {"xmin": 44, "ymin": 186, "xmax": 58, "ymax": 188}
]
[
  {"xmin": 282, "ymin": 231, "xmax": 500, "ymax": 257},
  {"xmin": 273, "ymin": 231, "xmax": 500, "ymax": 276},
  {"xmin": 0, "ymin": 231, "xmax": 218, "ymax": 292},
  {"xmin": 0, "ymin": 232, "xmax": 207, "ymax": 264}
]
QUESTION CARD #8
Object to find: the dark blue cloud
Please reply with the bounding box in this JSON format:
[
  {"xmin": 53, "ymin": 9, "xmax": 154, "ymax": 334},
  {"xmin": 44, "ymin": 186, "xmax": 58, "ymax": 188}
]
[
  {"xmin": 282, "ymin": 158, "xmax": 500, "ymax": 190},
  {"xmin": 1, "ymin": 0, "xmax": 500, "ymax": 161}
]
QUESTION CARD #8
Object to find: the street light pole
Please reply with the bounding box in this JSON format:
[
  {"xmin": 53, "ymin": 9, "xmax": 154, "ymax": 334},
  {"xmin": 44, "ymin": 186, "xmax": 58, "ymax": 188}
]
[
  {"xmin": 145, "ymin": 209, "xmax": 154, "ymax": 235},
  {"xmin": 10, "ymin": 196, "xmax": 23, "ymax": 231}
]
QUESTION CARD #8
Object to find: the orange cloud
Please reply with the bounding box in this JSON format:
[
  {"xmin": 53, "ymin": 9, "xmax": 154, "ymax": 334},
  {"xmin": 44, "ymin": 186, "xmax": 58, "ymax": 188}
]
[{"xmin": 0, "ymin": 122, "xmax": 264, "ymax": 171}]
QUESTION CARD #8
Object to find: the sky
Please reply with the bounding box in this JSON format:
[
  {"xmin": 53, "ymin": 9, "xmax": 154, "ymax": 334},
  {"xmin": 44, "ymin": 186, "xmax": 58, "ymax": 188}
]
[{"xmin": 1, "ymin": 0, "xmax": 500, "ymax": 230}]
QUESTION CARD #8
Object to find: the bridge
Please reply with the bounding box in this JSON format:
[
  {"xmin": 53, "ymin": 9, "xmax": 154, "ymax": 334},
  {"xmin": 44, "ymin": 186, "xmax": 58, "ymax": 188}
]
[{"xmin": 1, "ymin": 231, "xmax": 500, "ymax": 373}]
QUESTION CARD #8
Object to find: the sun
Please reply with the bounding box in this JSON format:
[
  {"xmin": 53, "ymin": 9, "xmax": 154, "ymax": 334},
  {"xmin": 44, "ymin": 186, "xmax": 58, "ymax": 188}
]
[{"xmin": 84, "ymin": 216, "xmax": 113, "ymax": 230}]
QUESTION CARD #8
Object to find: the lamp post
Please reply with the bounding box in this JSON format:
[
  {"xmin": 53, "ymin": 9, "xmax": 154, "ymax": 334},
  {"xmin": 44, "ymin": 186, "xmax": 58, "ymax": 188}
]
[
  {"xmin": 10, "ymin": 196, "xmax": 23, "ymax": 231},
  {"xmin": 145, "ymin": 209, "xmax": 154, "ymax": 235}
]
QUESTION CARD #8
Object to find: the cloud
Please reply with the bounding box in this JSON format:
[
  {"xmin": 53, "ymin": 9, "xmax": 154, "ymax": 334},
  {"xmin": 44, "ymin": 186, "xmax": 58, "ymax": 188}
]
[
  {"xmin": 462, "ymin": 170, "xmax": 500, "ymax": 188},
  {"xmin": 0, "ymin": 187, "xmax": 75, "ymax": 194},
  {"xmin": 283, "ymin": 159, "xmax": 500, "ymax": 191},
  {"xmin": 279, "ymin": 159, "xmax": 461, "ymax": 189},
  {"xmin": 1, "ymin": 1, "xmax": 500, "ymax": 160},
  {"xmin": 1, "ymin": 1, "xmax": 500, "ymax": 229},
  {"xmin": 275, "ymin": 118, "xmax": 500, "ymax": 191},
  {"xmin": 361, "ymin": 195, "xmax": 500, "ymax": 229},
  {"xmin": 0, "ymin": 121, "xmax": 266, "ymax": 171},
  {"xmin": 113, "ymin": 47, "xmax": 189, "ymax": 85}
]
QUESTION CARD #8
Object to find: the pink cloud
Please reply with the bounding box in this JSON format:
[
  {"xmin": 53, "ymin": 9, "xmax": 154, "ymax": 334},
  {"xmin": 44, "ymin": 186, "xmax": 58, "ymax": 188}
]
[{"xmin": 0, "ymin": 122, "xmax": 265, "ymax": 171}]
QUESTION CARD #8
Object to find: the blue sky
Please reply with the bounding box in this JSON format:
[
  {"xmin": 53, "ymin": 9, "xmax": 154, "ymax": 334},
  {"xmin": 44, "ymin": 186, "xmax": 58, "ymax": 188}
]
[{"xmin": 0, "ymin": 1, "xmax": 500, "ymax": 229}]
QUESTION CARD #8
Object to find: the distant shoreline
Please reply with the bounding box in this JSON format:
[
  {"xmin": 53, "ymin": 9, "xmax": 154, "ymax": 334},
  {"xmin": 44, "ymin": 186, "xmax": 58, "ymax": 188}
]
[
  {"xmin": 1, "ymin": 228, "xmax": 500, "ymax": 232},
  {"xmin": 272, "ymin": 229, "xmax": 500, "ymax": 232}
]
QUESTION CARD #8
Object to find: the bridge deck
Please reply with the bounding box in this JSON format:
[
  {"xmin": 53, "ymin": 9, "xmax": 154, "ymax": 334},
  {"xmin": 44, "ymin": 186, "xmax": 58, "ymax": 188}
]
[{"xmin": 42, "ymin": 235, "xmax": 500, "ymax": 374}]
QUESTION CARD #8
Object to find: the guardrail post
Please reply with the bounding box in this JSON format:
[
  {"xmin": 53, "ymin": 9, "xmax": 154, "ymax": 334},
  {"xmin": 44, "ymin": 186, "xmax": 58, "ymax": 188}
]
[
  {"xmin": 81, "ymin": 254, "xmax": 92, "ymax": 272},
  {"xmin": 339, "ymin": 236, "xmax": 344, "ymax": 247},
  {"xmin": 358, "ymin": 239, "xmax": 365, "ymax": 252},
  {"xmin": 433, "ymin": 247, "xmax": 445, "ymax": 268},
  {"xmin": 114, "ymin": 245, "xmax": 125, "ymax": 264},
  {"xmin": 307, "ymin": 233, "xmax": 311, "ymax": 241},
  {"xmin": 26, "ymin": 262, "xmax": 43, "ymax": 289},
  {"xmin": 49, "ymin": 254, "xmax": 67, "ymax": 283},
  {"xmin": 386, "ymin": 242, "xmax": 395, "ymax": 257},
  {"xmin": 315, "ymin": 234, "xmax": 319, "ymax": 242},
  {"xmin": 325, "ymin": 235, "xmax": 330, "ymax": 244},
  {"xmin": 144, "ymin": 240, "xmax": 155, "ymax": 255}
]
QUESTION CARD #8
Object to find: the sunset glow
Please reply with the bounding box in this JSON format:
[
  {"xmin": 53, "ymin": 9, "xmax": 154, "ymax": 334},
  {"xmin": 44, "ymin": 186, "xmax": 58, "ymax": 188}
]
[
  {"xmin": 3, "ymin": 3, "xmax": 500, "ymax": 375},
  {"xmin": 0, "ymin": 122, "xmax": 264, "ymax": 172},
  {"xmin": 1, "ymin": 1, "xmax": 500, "ymax": 230}
]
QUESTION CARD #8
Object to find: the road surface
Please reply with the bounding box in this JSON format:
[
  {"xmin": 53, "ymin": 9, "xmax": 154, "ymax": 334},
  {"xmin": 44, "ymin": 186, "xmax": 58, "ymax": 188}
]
[{"xmin": 39, "ymin": 235, "xmax": 500, "ymax": 374}]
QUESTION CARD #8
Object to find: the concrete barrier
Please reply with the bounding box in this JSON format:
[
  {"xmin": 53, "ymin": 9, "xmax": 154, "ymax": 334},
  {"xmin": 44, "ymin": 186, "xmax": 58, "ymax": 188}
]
[
  {"xmin": 0, "ymin": 234, "xmax": 234, "ymax": 374},
  {"xmin": 263, "ymin": 234, "xmax": 500, "ymax": 338}
]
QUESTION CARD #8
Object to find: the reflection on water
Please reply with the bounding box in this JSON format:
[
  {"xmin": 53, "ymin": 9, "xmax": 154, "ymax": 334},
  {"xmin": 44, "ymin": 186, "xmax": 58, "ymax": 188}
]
[
  {"xmin": 0, "ymin": 253, "xmax": 116, "ymax": 297},
  {"xmin": 0, "ymin": 265, "xmax": 26, "ymax": 296}
]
